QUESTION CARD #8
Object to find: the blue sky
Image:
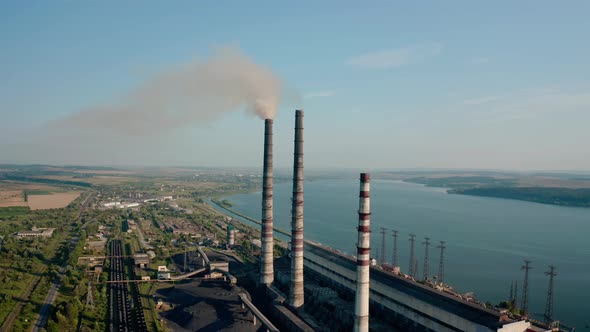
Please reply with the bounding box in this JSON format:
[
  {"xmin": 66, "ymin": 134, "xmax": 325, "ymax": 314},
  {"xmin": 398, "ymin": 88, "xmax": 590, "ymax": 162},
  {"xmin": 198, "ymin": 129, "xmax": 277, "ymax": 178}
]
[{"xmin": 1, "ymin": 1, "xmax": 589, "ymax": 170}]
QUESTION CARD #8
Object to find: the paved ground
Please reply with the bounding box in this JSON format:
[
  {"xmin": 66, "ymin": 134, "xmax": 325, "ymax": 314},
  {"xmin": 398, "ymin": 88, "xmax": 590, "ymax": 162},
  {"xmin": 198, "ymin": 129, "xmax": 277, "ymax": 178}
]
[{"xmin": 156, "ymin": 279, "xmax": 260, "ymax": 332}]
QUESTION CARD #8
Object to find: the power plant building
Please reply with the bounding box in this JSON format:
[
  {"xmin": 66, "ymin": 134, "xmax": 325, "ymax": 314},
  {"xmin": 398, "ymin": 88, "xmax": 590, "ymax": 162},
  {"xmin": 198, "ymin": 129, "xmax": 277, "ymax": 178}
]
[
  {"xmin": 247, "ymin": 110, "xmax": 545, "ymax": 332},
  {"xmin": 303, "ymin": 240, "xmax": 538, "ymax": 332}
]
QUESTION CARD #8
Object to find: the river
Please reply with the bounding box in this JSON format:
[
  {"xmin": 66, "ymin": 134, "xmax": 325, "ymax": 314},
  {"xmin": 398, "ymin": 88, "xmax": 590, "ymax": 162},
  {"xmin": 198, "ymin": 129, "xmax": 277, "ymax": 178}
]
[{"xmin": 216, "ymin": 178, "xmax": 590, "ymax": 330}]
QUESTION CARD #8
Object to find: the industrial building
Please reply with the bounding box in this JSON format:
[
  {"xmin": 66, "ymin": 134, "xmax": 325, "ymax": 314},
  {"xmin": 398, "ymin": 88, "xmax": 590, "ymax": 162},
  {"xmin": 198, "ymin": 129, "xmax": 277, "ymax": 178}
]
[
  {"xmin": 158, "ymin": 266, "xmax": 171, "ymax": 280},
  {"xmin": 16, "ymin": 227, "xmax": 55, "ymax": 238},
  {"xmin": 134, "ymin": 253, "xmax": 150, "ymax": 268},
  {"xmin": 244, "ymin": 110, "xmax": 556, "ymax": 332},
  {"xmin": 302, "ymin": 240, "xmax": 545, "ymax": 332}
]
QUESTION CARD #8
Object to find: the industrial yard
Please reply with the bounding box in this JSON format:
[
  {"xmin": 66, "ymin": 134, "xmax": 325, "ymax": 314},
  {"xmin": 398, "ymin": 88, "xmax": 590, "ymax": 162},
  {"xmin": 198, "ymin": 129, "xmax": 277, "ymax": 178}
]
[
  {"xmin": 0, "ymin": 107, "xmax": 583, "ymax": 332},
  {"xmin": 3, "ymin": 1, "xmax": 590, "ymax": 331},
  {"xmin": 1, "ymin": 110, "xmax": 580, "ymax": 332}
]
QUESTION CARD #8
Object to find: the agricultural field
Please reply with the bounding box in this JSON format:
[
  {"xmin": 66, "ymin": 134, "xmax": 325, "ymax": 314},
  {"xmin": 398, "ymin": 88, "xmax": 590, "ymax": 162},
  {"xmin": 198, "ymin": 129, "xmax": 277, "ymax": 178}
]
[
  {"xmin": 0, "ymin": 181, "xmax": 82, "ymax": 210},
  {"xmin": 0, "ymin": 190, "xmax": 26, "ymax": 207},
  {"xmin": 31, "ymin": 174, "xmax": 134, "ymax": 186},
  {"xmin": 0, "ymin": 182, "xmax": 61, "ymax": 208},
  {"xmin": 27, "ymin": 192, "xmax": 82, "ymax": 210}
]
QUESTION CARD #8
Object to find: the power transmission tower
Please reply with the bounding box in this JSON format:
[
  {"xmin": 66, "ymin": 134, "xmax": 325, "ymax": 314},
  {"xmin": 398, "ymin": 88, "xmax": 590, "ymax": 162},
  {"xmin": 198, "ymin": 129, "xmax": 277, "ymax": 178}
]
[
  {"xmin": 437, "ymin": 241, "xmax": 446, "ymax": 283},
  {"xmin": 380, "ymin": 227, "xmax": 387, "ymax": 266},
  {"xmin": 544, "ymin": 265, "xmax": 557, "ymax": 324},
  {"xmin": 422, "ymin": 237, "xmax": 430, "ymax": 281},
  {"xmin": 408, "ymin": 234, "xmax": 416, "ymax": 277},
  {"xmin": 184, "ymin": 249, "xmax": 188, "ymax": 272},
  {"xmin": 513, "ymin": 280, "xmax": 518, "ymax": 309},
  {"xmin": 414, "ymin": 259, "xmax": 419, "ymax": 279},
  {"xmin": 521, "ymin": 260, "xmax": 532, "ymax": 317},
  {"xmin": 391, "ymin": 230, "xmax": 399, "ymax": 268}
]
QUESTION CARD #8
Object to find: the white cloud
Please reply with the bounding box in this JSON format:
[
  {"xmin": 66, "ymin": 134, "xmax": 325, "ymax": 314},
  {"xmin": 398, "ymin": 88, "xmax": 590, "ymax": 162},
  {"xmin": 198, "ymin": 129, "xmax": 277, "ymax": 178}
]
[
  {"xmin": 348, "ymin": 43, "xmax": 443, "ymax": 69},
  {"xmin": 304, "ymin": 90, "xmax": 335, "ymax": 99},
  {"xmin": 470, "ymin": 57, "xmax": 490, "ymax": 64},
  {"xmin": 464, "ymin": 89, "xmax": 590, "ymax": 122},
  {"xmin": 462, "ymin": 95, "xmax": 504, "ymax": 105}
]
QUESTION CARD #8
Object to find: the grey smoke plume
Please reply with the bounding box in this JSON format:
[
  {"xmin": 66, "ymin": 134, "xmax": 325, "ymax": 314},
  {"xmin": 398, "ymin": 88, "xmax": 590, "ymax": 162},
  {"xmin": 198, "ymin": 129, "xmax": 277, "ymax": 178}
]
[{"xmin": 59, "ymin": 47, "xmax": 283, "ymax": 135}]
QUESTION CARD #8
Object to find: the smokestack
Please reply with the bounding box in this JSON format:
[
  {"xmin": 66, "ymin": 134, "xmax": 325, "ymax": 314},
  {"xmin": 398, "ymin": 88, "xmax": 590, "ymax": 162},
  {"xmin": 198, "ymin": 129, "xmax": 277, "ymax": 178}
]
[
  {"xmin": 289, "ymin": 110, "xmax": 304, "ymax": 309},
  {"xmin": 354, "ymin": 173, "xmax": 371, "ymax": 332},
  {"xmin": 227, "ymin": 224, "xmax": 235, "ymax": 248},
  {"xmin": 260, "ymin": 119, "xmax": 274, "ymax": 286}
]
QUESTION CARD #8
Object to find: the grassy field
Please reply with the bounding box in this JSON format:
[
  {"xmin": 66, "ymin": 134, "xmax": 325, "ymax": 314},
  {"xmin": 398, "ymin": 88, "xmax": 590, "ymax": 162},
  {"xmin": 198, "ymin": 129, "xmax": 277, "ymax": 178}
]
[
  {"xmin": 0, "ymin": 206, "xmax": 30, "ymax": 218},
  {"xmin": 0, "ymin": 223, "xmax": 70, "ymax": 331}
]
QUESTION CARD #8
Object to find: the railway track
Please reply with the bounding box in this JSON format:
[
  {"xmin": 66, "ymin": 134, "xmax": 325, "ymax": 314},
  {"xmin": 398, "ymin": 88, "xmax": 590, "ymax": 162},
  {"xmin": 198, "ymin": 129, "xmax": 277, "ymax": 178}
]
[
  {"xmin": 109, "ymin": 240, "xmax": 131, "ymax": 332},
  {"xmin": 125, "ymin": 242, "xmax": 148, "ymax": 332},
  {"xmin": 108, "ymin": 239, "xmax": 148, "ymax": 332}
]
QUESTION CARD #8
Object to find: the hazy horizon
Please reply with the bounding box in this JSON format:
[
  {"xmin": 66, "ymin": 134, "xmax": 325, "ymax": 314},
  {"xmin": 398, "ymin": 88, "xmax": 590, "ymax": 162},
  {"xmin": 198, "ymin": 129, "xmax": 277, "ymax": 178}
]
[
  {"xmin": 2, "ymin": 2, "xmax": 589, "ymax": 170},
  {"xmin": 2, "ymin": 162, "xmax": 590, "ymax": 175}
]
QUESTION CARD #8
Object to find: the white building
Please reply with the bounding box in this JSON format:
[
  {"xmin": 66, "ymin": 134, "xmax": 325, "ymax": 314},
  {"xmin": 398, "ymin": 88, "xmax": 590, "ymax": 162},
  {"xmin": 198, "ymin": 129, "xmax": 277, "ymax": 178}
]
[
  {"xmin": 103, "ymin": 202, "xmax": 121, "ymax": 208},
  {"xmin": 157, "ymin": 266, "xmax": 171, "ymax": 280},
  {"xmin": 16, "ymin": 227, "xmax": 55, "ymax": 238},
  {"xmin": 122, "ymin": 202, "xmax": 140, "ymax": 208}
]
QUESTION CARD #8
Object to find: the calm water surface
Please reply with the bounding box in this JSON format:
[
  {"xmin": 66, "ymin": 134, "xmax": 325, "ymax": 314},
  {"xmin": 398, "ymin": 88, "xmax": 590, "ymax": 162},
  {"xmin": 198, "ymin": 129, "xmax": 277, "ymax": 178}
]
[{"xmin": 219, "ymin": 179, "xmax": 590, "ymax": 329}]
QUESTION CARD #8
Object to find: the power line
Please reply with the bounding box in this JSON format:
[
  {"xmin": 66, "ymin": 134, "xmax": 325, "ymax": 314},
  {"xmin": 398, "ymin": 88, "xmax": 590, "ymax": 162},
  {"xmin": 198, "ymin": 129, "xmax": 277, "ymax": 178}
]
[
  {"xmin": 408, "ymin": 234, "xmax": 416, "ymax": 277},
  {"xmin": 437, "ymin": 241, "xmax": 446, "ymax": 283},
  {"xmin": 513, "ymin": 280, "xmax": 518, "ymax": 309},
  {"xmin": 380, "ymin": 227, "xmax": 387, "ymax": 266},
  {"xmin": 544, "ymin": 265, "xmax": 557, "ymax": 324},
  {"xmin": 391, "ymin": 230, "xmax": 399, "ymax": 268},
  {"xmin": 422, "ymin": 237, "xmax": 431, "ymax": 281},
  {"xmin": 521, "ymin": 260, "xmax": 532, "ymax": 317}
]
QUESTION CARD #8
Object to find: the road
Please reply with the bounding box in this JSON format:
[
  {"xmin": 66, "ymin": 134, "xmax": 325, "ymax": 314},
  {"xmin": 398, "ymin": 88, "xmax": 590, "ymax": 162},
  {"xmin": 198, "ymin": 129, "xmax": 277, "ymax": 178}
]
[{"xmin": 30, "ymin": 192, "xmax": 93, "ymax": 332}]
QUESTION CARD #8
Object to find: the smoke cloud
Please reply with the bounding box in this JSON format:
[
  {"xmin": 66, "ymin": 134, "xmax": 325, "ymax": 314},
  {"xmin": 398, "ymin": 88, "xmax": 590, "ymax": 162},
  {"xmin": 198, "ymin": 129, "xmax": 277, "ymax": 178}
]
[{"xmin": 57, "ymin": 47, "xmax": 284, "ymax": 135}]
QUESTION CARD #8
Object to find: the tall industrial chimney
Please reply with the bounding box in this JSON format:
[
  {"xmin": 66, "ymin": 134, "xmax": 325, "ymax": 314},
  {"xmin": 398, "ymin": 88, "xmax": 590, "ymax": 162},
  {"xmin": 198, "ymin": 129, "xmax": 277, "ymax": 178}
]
[
  {"xmin": 260, "ymin": 119, "xmax": 274, "ymax": 286},
  {"xmin": 354, "ymin": 173, "xmax": 371, "ymax": 332},
  {"xmin": 289, "ymin": 110, "xmax": 305, "ymax": 309},
  {"xmin": 227, "ymin": 224, "xmax": 235, "ymax": 248}
]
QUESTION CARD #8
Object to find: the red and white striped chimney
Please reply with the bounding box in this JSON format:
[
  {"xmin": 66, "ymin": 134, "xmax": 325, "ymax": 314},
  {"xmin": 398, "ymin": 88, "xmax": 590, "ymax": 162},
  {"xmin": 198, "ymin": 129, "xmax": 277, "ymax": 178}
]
[
  {"xmin": 354, "ymin": 173, "xmax": 371, "ymax": 332},
  {"xmin": 260, "ymin": 119, "xmax": 274, "ymax": 285},
  {"xmin": 289, "ymin": 110, "xmax": 304, "ymax": 309}
]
